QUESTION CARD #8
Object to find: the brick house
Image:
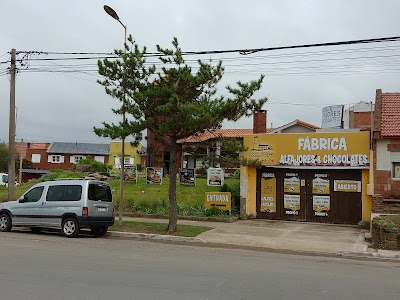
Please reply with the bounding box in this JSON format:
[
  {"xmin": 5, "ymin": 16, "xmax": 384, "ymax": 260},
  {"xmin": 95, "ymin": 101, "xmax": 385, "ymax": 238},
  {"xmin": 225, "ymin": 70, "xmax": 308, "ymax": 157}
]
[
  {"xmin": 372, "ymin": 89, "xmax": 400, "ymax": 214},
  {"xmin": 29, "ymin": 142, "xmax": 110, "ymax": 171},
  {"xmin": 21, "ymin": 142, "xmax": 51, "ymax": 182},
  {"xmin": 344, "ymin": 101, "xmax": 374, "ymax": 130}
]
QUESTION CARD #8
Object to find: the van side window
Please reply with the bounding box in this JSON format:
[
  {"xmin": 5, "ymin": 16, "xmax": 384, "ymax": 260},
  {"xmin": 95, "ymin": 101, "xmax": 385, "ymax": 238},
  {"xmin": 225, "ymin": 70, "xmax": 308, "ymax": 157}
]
[
  {"xmin": 46, "ymin": 185, "xmax": 82, "ymax": 201},
  {"xmin": 46, "ymin": 185, "xmax": 66, "ymax": 201},
  {"xmin": 24, "ymin": 186, "xmax": 44, "ymax": 202},
  {"xmin": 88, "ymin": 184, "xmax": 112, "ymax": 202},
  {"xmin": 64, "ymin": 185, "xmax": 82, "ymax": 201}
]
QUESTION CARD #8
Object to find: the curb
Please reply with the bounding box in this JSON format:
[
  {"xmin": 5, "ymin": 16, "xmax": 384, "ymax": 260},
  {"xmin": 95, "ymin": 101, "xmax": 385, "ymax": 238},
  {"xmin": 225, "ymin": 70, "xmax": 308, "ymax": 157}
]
[
  {"xmin": 108, "ymin": 231, "xmax": 204, "ymax": 243},
  {"xmin": 108, "ymin": 231, "xmax": 400, "ymax": 262},
  {"xmin": 117, "ymin": 213, "xmax": 238, "ymax": 223},
  {"xmin": 339, "ymin": 251, "xmax": 400, "ymax": 260}
]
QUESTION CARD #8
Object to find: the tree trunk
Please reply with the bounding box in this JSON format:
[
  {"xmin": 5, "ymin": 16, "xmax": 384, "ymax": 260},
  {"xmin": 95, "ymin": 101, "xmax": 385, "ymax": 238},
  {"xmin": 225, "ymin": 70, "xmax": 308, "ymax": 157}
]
[{"xmin": 167, "ymin": 140, "xmax": 178, "ymax": 233}]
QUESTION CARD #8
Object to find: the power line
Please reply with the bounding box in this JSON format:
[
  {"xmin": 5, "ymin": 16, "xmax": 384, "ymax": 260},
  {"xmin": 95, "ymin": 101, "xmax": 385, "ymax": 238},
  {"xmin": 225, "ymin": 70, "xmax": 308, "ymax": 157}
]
[{"xmin": 15, "ymin": 35, "xmax": 400, "ymax": 59}]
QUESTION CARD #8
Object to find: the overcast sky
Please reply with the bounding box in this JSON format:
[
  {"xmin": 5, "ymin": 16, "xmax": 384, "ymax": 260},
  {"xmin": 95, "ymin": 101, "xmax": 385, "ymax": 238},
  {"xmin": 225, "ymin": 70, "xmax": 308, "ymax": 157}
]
[{"xmin": 1, "ymin": 0, "xmax": 400, "ymax": 144}]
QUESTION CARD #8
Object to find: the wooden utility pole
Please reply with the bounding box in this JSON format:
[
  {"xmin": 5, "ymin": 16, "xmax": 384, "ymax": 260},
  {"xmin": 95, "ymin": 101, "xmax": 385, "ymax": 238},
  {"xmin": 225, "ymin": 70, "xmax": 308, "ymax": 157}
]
[
  {"xmin": 8, "ymin": 49, "xmax": 16, "ymax": 201},
  {"xmin": 19, "ymin": 138, "xmax": 23, "ymax": 183}
]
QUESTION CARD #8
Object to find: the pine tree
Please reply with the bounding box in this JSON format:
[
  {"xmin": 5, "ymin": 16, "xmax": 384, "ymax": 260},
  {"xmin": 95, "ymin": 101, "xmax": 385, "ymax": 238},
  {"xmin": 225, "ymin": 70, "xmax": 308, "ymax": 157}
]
[{"xmin": 95, "ymin": 37, "xmax": 267, "ymax": 232}]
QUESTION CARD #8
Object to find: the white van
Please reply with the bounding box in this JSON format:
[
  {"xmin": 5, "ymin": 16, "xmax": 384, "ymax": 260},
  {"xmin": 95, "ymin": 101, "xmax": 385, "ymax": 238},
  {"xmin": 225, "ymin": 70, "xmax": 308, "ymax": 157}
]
[
  {"xmin": 0, "ymin": 179, "xmax": 114, "ymax": 238},
  {"xmin": 0, "ymin": 173, "xmax": 8, "ymax": 186}
]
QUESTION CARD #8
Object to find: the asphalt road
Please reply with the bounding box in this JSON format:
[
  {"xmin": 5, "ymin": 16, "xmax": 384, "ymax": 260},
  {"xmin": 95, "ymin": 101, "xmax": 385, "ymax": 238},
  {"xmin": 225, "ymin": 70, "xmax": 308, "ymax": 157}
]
[{"xmin": 0, "ymin": 230, "xmax": 399, "ymax": 300}]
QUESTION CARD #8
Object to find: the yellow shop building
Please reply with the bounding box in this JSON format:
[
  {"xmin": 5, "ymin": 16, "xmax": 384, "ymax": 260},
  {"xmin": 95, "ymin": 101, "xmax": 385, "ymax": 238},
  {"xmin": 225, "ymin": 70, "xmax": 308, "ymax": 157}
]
[{"xmin": 241, "ymin": 131, "xmax": 371, "ymax": 225}]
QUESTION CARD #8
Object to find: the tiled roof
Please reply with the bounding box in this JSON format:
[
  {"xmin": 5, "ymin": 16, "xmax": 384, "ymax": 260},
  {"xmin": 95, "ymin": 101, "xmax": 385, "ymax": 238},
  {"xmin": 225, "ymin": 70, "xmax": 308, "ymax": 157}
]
[
  {"xmin": 272, "ymin": 119, "xmax": 320, "ymax": 132},
  {"xmin": 178, "ymin": 129, "xmax": 273, "ymax": 143},
  {"xmin": 177, "ymin": 119, "xmax": 318, "ymax": 144},
  {"xmin": 381, "ymin": 93, "xmax": 400, "ymax": 137},
  {"xmin": 294, "ymin": 119, "xmax": 320, "ymax": 130},
  {"xmin": 28, "ymin": 143, "xmax": 50, "ymax": 150},
  {"xmin": 47, "ymin": 142, "xmax": 110, "ymax": 155}
]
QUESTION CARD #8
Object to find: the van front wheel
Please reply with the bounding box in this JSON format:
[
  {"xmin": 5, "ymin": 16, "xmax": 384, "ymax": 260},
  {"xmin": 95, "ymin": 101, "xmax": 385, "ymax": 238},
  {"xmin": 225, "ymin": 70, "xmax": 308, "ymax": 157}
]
[
  {"xmin": 91, "ymin": 226, "xmax": 108, "ymax": 237},
  {"xmin": 62, "ymin": 218, "xmax": 79, "ymax": 238},
  {"xmin": 0, "ymin": 213, "xmax": 12, "ymax": 232}
]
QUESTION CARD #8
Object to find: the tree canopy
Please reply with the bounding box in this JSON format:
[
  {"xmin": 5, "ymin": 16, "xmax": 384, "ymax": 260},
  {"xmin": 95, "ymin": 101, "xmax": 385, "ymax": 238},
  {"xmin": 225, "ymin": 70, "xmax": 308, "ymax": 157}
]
[{"xmin": 95, "ymin": 37, "xmax": 267, "ymax": 232}]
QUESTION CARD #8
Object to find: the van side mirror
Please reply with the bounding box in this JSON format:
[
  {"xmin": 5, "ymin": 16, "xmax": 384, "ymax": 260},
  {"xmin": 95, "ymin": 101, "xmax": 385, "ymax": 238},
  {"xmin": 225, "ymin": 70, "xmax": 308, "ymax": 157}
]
[{"xmin": 19, "ymin": 196, "xmax": 28, "ymax": 203}]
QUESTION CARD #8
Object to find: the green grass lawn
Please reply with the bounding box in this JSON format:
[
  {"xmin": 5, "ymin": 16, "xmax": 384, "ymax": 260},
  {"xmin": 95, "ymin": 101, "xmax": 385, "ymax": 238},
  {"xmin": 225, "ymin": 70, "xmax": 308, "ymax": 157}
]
[
  {"xmin": 0, "ymin": 177, "xmax": 240, "ymax": 216},
  {"xmin": 109, "ymin": 220, "xmax": 212, "ymax": 237}
]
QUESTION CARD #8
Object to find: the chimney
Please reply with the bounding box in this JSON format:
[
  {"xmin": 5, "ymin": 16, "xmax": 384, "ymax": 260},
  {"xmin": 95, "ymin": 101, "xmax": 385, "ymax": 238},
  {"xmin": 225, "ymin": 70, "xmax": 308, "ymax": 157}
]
[{"xmin": 253, "ymin": 110, "xmax": 267, "ymax": 134}]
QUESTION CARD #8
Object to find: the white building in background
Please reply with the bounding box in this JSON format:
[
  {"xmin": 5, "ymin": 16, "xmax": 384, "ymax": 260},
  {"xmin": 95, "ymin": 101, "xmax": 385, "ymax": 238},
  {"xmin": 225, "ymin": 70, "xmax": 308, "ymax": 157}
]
[{"xmin": 343, "ymin": 101, "xmax": 375, "ymax": 130}]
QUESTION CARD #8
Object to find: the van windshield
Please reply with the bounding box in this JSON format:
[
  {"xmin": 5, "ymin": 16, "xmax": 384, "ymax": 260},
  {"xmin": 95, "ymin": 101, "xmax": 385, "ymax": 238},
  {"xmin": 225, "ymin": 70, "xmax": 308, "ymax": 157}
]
[{"xmin": 88, "ymin": 183, "xmax": 112, "ymax": 202}]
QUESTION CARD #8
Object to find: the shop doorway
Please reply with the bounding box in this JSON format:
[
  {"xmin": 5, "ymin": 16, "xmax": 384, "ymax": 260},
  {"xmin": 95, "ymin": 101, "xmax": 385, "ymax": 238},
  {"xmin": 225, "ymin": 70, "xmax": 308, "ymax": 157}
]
[{"xmin": 256, "ymin": 168, "xmax": 362, "ymax": 225}]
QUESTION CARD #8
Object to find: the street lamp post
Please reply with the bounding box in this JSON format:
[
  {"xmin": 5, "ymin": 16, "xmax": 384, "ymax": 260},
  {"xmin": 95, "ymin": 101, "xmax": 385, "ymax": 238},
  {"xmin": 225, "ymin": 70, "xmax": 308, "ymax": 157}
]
[{"xmin": 104, "ymin": 5, "xmax": 127, "ymax": 225}]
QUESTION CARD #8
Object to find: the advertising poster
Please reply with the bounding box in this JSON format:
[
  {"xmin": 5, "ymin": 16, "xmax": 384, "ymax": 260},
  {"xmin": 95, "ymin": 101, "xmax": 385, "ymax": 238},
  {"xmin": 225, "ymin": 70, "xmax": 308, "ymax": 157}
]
[
  {"xmin": 207, "ymin": 168, "xmax": 224, "ymax": 186},
  {"xmin": 284, "ymin": 173, "xmax": 300, "ymax": 193},
  {"xmin": 312, "ymin": 174, "xmax": 330, "ymax": 194},
  {"xmin": 260, "ymin": 173, "xmax": 276, "ymax": 213},
  {"xmin": 313, "ymin": 196, "xmax": 330, "ymax": 217},
  {"xmin": 124, "ymin": 166, "xmax": 137, "ymax": 183},
  {"xmin": 180, "ymin": 168, "xmax": 196, "ymax": 186},
  {"xmin": 284, "ymin": 194, "xmax": 300, "ymax": 215},
  {"xmin": 146, "ymin": 167, "xmax": 163, "ymax": 185},
  {"xmin": 334, "ymin": 180, "xmax": 361, "ymax": 192}
]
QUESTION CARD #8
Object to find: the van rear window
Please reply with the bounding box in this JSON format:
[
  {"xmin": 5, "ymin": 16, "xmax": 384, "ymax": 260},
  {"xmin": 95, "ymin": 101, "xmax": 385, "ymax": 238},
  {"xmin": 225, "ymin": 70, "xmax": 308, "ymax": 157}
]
[{"xmin": 88, "ymin": 184, "xmax": 112, "ymax": 202}]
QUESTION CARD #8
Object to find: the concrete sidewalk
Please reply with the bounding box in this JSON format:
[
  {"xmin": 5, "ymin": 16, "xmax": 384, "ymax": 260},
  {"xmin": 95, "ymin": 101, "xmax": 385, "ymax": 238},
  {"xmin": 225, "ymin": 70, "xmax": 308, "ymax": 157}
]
[{"xmin": 110, "ymin": 217, "xmax": 400, "ymax": 260}]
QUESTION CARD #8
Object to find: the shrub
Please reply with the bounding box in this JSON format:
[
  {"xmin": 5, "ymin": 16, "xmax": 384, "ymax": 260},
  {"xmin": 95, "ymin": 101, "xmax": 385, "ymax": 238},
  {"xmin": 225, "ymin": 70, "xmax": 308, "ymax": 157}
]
[
  {"xmin": 205, "ymin": 206, "xmax": 227, "ymax": 216},
  {"xmin": 40, "ymin": 170, "xmax": 85, "ymax": 182},
  {"xmin": 74, "ymin": 158, "xmax": 108, "ymax": 173},
  {"xmin": 358, "ymin": 220, "xmax": 370, "ymax": 229},
  {"xmin": 219, "ymin": 183, "xmax": 240, "ymax": 214},
  {"xmin": 372, "ymin": 215, "xmax": 400, "ymax": 233}
]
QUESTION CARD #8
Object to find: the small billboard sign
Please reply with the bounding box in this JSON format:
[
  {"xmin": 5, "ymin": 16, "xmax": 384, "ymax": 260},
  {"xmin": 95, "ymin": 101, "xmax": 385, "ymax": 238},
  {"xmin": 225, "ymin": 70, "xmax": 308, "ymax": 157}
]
[
  {"xmin": 179, "ymin": 168, "xmax": 196, "ymax": 186},
  {"xmin": 207, "ymin": 168, "xmax": 224, "ymax": 186},
  {"xmin": 146, "ymin": 167, "xmax": 163, "ymax": 185},
  {"xmin": 124, "ymin": 166, "xmax": 137, "ymax": 183},
  {"xmin": 321, "ymin": 105, "xmax": 344, "ymax": 128}
]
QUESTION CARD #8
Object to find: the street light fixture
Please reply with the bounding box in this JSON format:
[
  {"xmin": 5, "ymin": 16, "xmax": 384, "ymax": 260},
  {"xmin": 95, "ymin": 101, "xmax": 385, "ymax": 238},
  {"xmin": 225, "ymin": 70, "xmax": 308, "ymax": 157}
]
[{"xmin": 104, "ymin": 4, "xmax": 127, "ymax": 225}]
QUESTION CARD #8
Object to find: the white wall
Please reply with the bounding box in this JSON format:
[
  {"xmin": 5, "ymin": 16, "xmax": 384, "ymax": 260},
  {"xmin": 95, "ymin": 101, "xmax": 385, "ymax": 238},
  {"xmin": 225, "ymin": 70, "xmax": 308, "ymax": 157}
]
[{"xmin": 376, "ymin": 139, "xmax": 390, "ymax": 171}]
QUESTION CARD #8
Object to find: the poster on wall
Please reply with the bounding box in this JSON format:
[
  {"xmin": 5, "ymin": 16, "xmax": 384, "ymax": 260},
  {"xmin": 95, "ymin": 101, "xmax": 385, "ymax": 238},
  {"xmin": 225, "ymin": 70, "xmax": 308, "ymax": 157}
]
[
  {"xmin": 146, "ymin": 167, "xmax": 163, "ymax": 185},
  {"xmin": 312, "ymin": 174, "xmax": 330, "ymax": 194},
  {"xmin": 260, "ymin": 173, "xmax": 276, "ymax": 213},
  {"xmin": 284, "ymin": 173, "xmax": 300, "ymax": 193},
  {"xmin": 334, "ymin": 180, "xmax": 361, "ymax": 192},
  {"xmin": 180, "ymin": 168, "xmax": 196, "ymax": 186},
  {"xmin": 313, "ymin": 196, "xmax": 330, "ymax": 217},
  {"xmin": 207, "ymin": 168, "xmax": 224, "ymax": 186},
  {"xmin": 124, "ymin": 166, "xmax": 137, "ymax": 183},
  {"xmin": 284, "ymin": 194, "xmax": 300, "ymax": 215}
]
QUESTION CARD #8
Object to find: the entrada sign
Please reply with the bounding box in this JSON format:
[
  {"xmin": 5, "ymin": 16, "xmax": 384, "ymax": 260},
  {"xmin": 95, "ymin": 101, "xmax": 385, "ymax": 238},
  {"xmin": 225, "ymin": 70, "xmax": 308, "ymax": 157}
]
[{"xmin": 205, "ymin": 192, "xmax": 231, "ymax": 210}]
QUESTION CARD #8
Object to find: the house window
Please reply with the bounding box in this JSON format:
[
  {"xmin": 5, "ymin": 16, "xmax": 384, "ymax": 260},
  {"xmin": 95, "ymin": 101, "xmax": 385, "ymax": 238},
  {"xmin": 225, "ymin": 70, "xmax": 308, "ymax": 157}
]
[
  {"xmin": 94, "ymin": 156, "xmax": 105, "ymax": 163},
  {"xmin": 48, "ymin": 155, "xmax": 64, "ymax": 164},
  {"xmin": 31, "ymin": 154, "xmax": 41, "ymax": 163},
  {"xmin": 114, "ymin": 157, "xmax": 133, "ymax": 168},
  {"xmin": 74, "ymin": 156, "xmax": 84, "ymax": 163},
  {"xmin": 393, "ymin": 162, "xmax": 400, "ymax": 179},
  {"xmin": 124, "ymin": 157, "xmax": 134, "ymax": 166},
  {"xmin": 52, "ymin": 155, "xmax": 61, "ymax": 163}
]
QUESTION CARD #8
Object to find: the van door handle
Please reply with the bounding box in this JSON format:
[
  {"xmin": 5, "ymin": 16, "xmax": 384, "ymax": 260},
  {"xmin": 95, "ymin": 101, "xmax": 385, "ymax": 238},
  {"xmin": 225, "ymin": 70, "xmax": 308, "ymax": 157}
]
[{"xmin": 42, "ymin": 202, "xmax": 46, "ymax": 206}]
